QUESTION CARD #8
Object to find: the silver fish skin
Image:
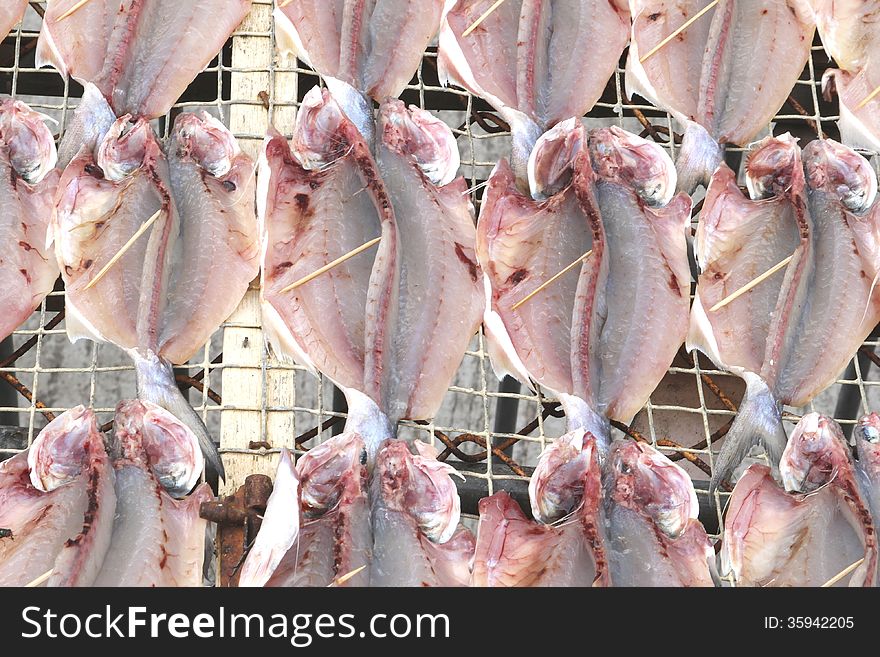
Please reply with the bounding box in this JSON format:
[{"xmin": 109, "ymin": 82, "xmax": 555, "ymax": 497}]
[
  {"xmin": 0, "ymin": 0, "xmax": 26, "ymax": 42},
  {"xmin": 37, "ymin": 0, "xmax": 251, "ymax": 120},
  {"xmin": 477, "ymin": 121, "xmax": 689, "ymax": 425},
  {"xmin": 472, "ymin": 434, "xmax": 610, "ymax": 586},
  {"xmin": 439, "ymin": 0, "xmax": 630, "ymax": 180},
  {"xmin": 275, "ymin": 0, "xmax": 443, "ymax": 135},
  {"xmin": 626, "ymin": 0, "xmax": 815, "ymax": 192},
  {"xmin": 854, "ymin": 413, "xmax": 880, "ymax": 585},
  {"xmin": 93, "ymin": 400, "xmax": 210, "ymax": 587},
  {"xmin": 721, "ymin": 413, "xmax": 878, "ymax": 587},
  {"xmin": 0, "ymin": 100, "xmax": 60, "ymax": 344},
  {"xmin": 53, "ymin": 112, "xmax": 258, "ymax": 477},
  {"xmin": 0, "ymin": 407, "xmax": 116, "ymax": 587},
  {"xmin": 604, "ymin": 440, "xmax": 715, "ymax": 586},
  {"xmin": 370, "ymin": 440, "xmax": 474, "ymax": 587}
]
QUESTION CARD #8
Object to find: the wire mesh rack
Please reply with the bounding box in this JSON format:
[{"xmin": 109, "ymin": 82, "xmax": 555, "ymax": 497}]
[{"xmin": 2, "ymin": 2, "xmax": 880, "ymax": 585}]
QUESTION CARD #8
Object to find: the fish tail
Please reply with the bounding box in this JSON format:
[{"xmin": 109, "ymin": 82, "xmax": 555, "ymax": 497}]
[
  {"xmin": 676, "ymin": 121, "xmax": 723, "ymax": 194},
  {"xmin": 710, "ymin": 374, "xmax": 786, "ymax": 495},
  {"xmin": 133, "ymin": 350, "xmax": 225, "ymax": 481}
]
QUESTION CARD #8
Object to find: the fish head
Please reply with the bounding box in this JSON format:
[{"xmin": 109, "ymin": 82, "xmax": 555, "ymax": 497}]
[
  {"xmin": 96, "ymin": 115, "xmax": 158, "ymax": 181},
  {"xmin": 527, "ymin": 117, "xmax": 585, "ymax": 199},
  {"xmin": 170, "ymin": 112, "xmax": 241, "ymax": 177},
  {"xmin": 803, "ymin": 139, "xmax": 877, "ymax": 214},
  {"xmin": 528, "ymin": 429, "xmax": 595, "ymax": 524},
  {"xmin": 745, "ymin": 134, "xmax": 802, "ymax": 200},
  {"xmin": 854, "ymin": 413, "xmax": 880, "ymax": 478},
  {"xmin": 780, "ymin": 412, "xmax": 847, "ymax": 494},
  {"xmin": 112, "ymin": 400, "xmax": 203, "ymax": 497},
  {"xmin": 292, "ymin": 86, "xmax": 351, "ymax": 170},
  {"xmin": 0, "ymin": 98, "xmax": 58, "ymax": 184},
  {"xmin": 375, "ymin": 439, "xmax": 462, "ymax": 544},
  {"xmin": 28, "ymin": 405, "xmax": 103, "ymax": 492},
  {"xmin": 606, "ymin": 440, "xmax": 697, "ymax": 538},
  {"xmin": 588, "ymin": 126, "xmax": 676, "ymax": 207},
  {"xmin": 297, "ymin": 431, "xmax": 367, "ymax": 516},
  {"xmin": 378, "ymin": 99, "xmax": 460, "ymax": 186}
]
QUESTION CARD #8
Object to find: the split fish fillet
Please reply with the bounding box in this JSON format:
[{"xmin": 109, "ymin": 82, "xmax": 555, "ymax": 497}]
[
  {"xmin": 439, "ymin": 0, "xmax": 630, "ymax": 178},
  {"xmin": 0, "ymin": 100, "xmax": 61, "ymax": 344},
  {"xmin": 626, "ymin": 0, "xmax": 815, "ymax": 192},
  {"xmin": 812, "ymin": 0, "xmax": 880, "ymax": 151},
  {"xmin": 476, "ymin": 120, "xmax": 690, "ymax": 425},
  {"xmin": 53, "ymin": 104, "xmax": 259, "ymax": 477},
  {"xmin": 93, "ymin": 401, "xmax": 211, "ymax": 587},
  {"xmin": 261, "ymin": 87, "xmax": 482, "ymax": 428},
  {"xmin": 37, "ymin": 0, "xmax": 251, "ymax": 119},
  {"xmin": 721, "ymin": 413, "xmax": 877, "ymax": 587},
  {"xmin": 0, "ymin": 0, "xmax": 26, "ymax": 42},
  {"xmin": 275, "ymin": 0, "xmax": 443, "ymax": 135},
  {"xmin": 0, "ymin": 407, "xmax": 116, "ymax": 587},
  {"xmin": 689, "ymin": 135, "xmax": 880, "ymax": 489},
  {"xmin": 472, "ymin": 431, "xmax": 712, "ymax": 586}
]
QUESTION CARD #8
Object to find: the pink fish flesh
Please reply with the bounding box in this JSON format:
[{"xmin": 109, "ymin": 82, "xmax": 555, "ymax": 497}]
[
  {"xmin": 0, "ymin": 407, "xmax": 115, "ymax": 587},
  {"xmin": 52, "ymin": 105, "xmax": 259, "ymax": 476},
  {"xmin": 439, "ymin": 0, "xmax": 630, "ymax": 179},
  {"xmin": 92, "ymin": 401, "xmax": 210, "ymax": 586},
  {"xmin": 690, "ymin": 135, "xmax": 880, "ymax": 489},
  {"xmin": 476, "ymin": 120, "xmax": 690, "ymax": 427},
  {"xmin": 0, "ymin": 0, "xmax": 26, "ymax": 42},
  {"xmin": 721, "ymin": 413, "xmax": 877, "ymax": 587},
  {"xmin": 626, "ymin": 0, "xmax": 815, "ymax": 192},
  {"xmin": 0, "ymin": 100, "xmax": 61, "ymax": 344},
  {"xmin": 37, "ymin": 0, "xmax": 251, "ymax": 120},
  {"xmin": 275, "ymin": 0, "xmax": 443, "ymax": 137}
]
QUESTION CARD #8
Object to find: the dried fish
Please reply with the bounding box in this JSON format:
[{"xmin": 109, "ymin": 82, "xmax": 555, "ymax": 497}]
[
  {"xmin": 690, "ymin": 135, "xmax": 880, "ymax": 489},
  {"xmin": 721, "ymin": 413, "xmax": 877, "ymax": 587},
  {"xmin": 53, "ymin": 104, "xmax": 259, "ymax": 477},
  {"xmin": 275, "ymin": 0, "xmax": 443, "ymax": 139},
  {"xmin": 93, "ymin": 401, "xmax": 211, "ymax": 587},
  {"xmin": 477, "ymin": 120, "xmax": 690, "ymax": 430},
  {"xmin": 626, "ymin": 0, "xmax": 815, "ymax": 192},
  {"xmin": 0, "ymin": 100, "xmax": 61, "ymax": 344},
  {"xmin": 439, "ymin": 0, "xmax": 631, "ymax": 179},
  {"xmin": 0, "ymin": 0, "xmax": 26, "ymax": 42},
  {"xmin": 0, "ymin": 407, "xmax": 115, "ymax": 587},
  {"xmin": 854, "ymin": 414, "xmax": 880, "ymax": 575}
]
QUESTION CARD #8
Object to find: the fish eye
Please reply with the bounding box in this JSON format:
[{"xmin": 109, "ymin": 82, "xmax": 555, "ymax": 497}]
[
  {"xmin": 856, "ymin": 424, "xmax": 880, "ymax": 444},
  {"xmin": 359, "ymin": 449, "xmax": 367, "ymax": 465}
]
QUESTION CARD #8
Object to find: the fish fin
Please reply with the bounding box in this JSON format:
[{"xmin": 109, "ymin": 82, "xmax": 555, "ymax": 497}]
[
  {"xmin": 57, "ymin": 84, "xmax": 117, "ymax": 169},
  {"xmin": 133, "ymin": 350, "xmax": 225, "ymax": 481},
  {"xmin": 676, "ymin": 121, "xmax": 724, "ymax": 194},
  {"xmin": 710, "ymin": 374, "xmax": 786, "ymax": 495},
  {"xmin": 480, "ymin": 275, "xmax": 536, "ymax": 390}
]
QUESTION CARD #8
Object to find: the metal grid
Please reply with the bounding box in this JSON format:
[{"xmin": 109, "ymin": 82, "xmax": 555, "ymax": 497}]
[{"xmin": 2, "ymin": 4, "xmax": 880, "ymax": 574}]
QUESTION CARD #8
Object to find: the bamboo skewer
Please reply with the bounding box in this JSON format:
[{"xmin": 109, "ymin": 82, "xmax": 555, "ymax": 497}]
[
  {"xmin": 279, "ymin": 236, "xmax": 382, "ymax": 294},
  {"xmin": 57, "ymin": 0, "xmax": 91, "ymax": 22},
  {"xmin": 708, "ymin": 254, "xmax": 794, "ymax": 312},
  {"xmin": 25, "ymin": 569, "xmax": 54, "ymax": 588},
  {"xmin": 854, "ymin": 82, "xmax": 880, "ymax": 111},
  {"xmin": 639, "ymin": 0, "xmax": 719, "ymax": 63},
  {"xmin": 84, "ymin": 208, "xmax": 163, "ymax": 291},
  {"xmin": 820, "ymin": 557, "xmax": 865, "ymax": 587},
  {"xmin": 511, "ymin": 250, "xmax": 593, "ymax": 311},
  {"xmin": 328, "ymin": 564, "xmax": 367, "ymax": 587},
  {"xmin": 278, "ymin": 0, "xmax": 294, "ymax": 8},
  {"xmin": 462, "ymin": 0, "xmax": 509, "ymax": 37}
]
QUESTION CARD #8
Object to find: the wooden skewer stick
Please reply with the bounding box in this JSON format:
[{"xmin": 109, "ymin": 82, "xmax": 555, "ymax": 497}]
[
  {"xmin": 278, "ymin": 0, "xmax": 294, "ymax": 8},
  {"xmin": 820, "ymin": 557, "xmax": 865, "ymax": 587},
  {"xmin": 639, "ymin": 0, "xmax": 719, "ymax": 63},
  {"xmin": 25, "ymin": 569, "xmax": 54, "ymax": 588},
  {"xmin": 462, "ymin": 0, "xmax": 509, "ymax": 38},
  {"xmin": 327, "ymin": 564, "xmax": 367, "ymax": 587},
  {"xmin": 57, "ymin": 0, "xmax": 91, "ymax": 22},
  {"xmin": 708, "ymin": 253, "xmax": 794, "ymax": 313},
  {"xmin": 511, "ymin": 250, "xmax": 593, "ymax": 311},
  {"xmin": 854, "ymin": 81, "xmax": 880, "ymax": 111},
  {"xmin": 84, "ymin": 208, "xmax": 163, "ymax": 291},
  {"xmin": 279, "ymin": 236, "xmax": 382, "ymax": 295}
]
